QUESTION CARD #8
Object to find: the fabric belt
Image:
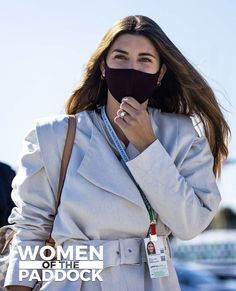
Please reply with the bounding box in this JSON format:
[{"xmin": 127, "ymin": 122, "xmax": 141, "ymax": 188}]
[{"xmin": 62, "ymin": 236, "xmax": 171, "ymax": 270}]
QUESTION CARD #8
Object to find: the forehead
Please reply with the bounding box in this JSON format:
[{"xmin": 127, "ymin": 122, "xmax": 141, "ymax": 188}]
[{"xmin": 108, "ymin": 33, "xmax": 158, "ymax": 56}]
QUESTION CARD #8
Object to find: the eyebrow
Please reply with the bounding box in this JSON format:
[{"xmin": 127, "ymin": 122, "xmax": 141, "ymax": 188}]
[{"xmin": 111, "ymin": 49, "xmax": 156, "ymax": 59}]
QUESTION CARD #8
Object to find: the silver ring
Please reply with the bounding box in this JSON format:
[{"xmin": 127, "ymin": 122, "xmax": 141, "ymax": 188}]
[{"xmin": 120, "ymin": 111, "xmax": 127, "ymax": 119}]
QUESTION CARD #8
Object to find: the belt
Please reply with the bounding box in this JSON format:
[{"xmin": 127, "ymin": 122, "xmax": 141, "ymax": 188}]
[{"xmin": 62, "ymin": 236, "xmax": 171, "ymax": 269}]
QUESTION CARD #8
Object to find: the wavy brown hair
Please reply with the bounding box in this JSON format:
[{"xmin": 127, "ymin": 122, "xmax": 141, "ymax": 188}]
[{"xmin": 66, "ymin": 15, "xmax": 231, "ymax": 178}]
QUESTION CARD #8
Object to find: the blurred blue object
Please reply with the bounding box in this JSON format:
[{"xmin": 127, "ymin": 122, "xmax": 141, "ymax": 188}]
[
  {"xmin": 171, "ymin": 230, "xmax": 236, "ymax": 264},
  {"xmin": 174, "ymin": 261, "xmax": 236, "ymax": 291},
  {"xmin": 171, "ymin": 230, "xmax": 236, "ymax": 289}
]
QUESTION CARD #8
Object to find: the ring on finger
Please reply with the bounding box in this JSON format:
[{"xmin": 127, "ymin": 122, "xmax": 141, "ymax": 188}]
[{"xmin": 120, "ymin": 111, "xmax": 127, "ymax": 119}]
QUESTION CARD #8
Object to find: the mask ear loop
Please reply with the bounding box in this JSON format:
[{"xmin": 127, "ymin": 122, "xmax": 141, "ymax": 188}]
[
  {"xmin": 148, "ymin": 57, "xmax": 163, "ymax": 108},
  {"xmin": 156, "ymin": 58, "xmax": 163, "ymax": 87},
  {"xmin": 103, "ymin": 57, "xmax": 108, "ymax": 75},
  {"xmin": 97, "ymin": 57, "xmax": 109, "ymax": 109}
]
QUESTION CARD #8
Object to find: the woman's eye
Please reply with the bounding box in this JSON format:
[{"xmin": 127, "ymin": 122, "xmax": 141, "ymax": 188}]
[
  {"xmin": 114, "ymin": 55, "xmax": 152, "ymax": 63},
  {"xmin": 115, "ymin": 55, "xmax": 127, "ymax": 60},
  {"xmin": 140, "ymin": 58, "xmax": 152, "ymax": 63}
]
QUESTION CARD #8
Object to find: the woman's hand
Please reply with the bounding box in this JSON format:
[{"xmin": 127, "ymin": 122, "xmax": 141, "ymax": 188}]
[{"xmin": 114, "ymin": 97, "xmax": 156, "ymax": 152}]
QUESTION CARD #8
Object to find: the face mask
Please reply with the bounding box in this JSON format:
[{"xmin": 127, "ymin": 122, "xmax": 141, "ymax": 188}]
[{"xmin": 104, "ymin": 61, "xmax": 162, "ymax": 104}]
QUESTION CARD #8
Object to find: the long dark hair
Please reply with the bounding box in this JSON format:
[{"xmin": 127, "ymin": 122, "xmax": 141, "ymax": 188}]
[{"xmin": 65, "ymin": 15, "xmax": 231, "ymax": 178}]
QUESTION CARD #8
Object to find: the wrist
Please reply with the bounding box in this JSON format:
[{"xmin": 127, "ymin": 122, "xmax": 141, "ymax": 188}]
[{"xmin": 135, "ymin": 137, "xmax": 157, "ymax": 152}]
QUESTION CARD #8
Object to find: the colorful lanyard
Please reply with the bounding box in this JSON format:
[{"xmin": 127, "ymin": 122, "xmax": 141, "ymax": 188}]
[{"xmin": 100, "ymin": 105, "xmax": 157, "ymax": 239}]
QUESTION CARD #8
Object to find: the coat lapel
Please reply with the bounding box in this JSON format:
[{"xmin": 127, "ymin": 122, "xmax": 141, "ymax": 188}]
[{"xmin": 76, "ymin": 116, "xmax": 146, "ymax": 210}]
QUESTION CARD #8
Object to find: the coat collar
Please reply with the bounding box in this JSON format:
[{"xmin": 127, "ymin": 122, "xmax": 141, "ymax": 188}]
[{"xmin": 76, "ymin": 108, "xmax": 160, "ymax": 210}]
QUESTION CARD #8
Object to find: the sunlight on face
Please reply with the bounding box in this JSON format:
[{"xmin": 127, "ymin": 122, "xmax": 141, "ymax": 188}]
[{"xmin": 106, "ymin": 34, "xmax": 161, "ymax": 74}]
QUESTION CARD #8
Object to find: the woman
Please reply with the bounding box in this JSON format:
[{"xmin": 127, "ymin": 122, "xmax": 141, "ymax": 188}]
[
  {"xmin": 147, "ymin": 242, "xmax": 156, "ymax": 256},
  {"xmin": 5, "ymin": 15, "xmax": 230, "ymax": 291}
]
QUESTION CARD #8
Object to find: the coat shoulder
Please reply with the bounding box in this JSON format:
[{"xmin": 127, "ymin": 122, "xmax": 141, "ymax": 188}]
[
  {"xmin": 163, "ymin": 112, "xmax": 198, "ymax": 136},
  {"xmin": 149, "ymin": 107, "xmax": 200, "ymax": 141},
  {"xmin": 29, "ymin": 111, "xmax": 93, "ymax": 193},
  {"xmin": 34, "ymin": 111, "xmax": 92, "ymax": 138}
]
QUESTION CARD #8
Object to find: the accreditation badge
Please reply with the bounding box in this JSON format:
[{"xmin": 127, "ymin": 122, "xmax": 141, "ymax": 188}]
[{"xmin": 144, "ymin": 236, "xmax": 169, "ymax": 278}]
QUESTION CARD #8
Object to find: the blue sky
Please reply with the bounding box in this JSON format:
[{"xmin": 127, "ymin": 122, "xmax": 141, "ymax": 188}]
[{"xmin": 0, "ymin": 0, "xmax": 235, "ymax": 210}]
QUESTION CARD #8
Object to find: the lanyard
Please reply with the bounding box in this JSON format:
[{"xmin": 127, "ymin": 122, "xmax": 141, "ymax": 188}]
[{"xmin": 100, "ymin": 105, "xmax": 157, "ymax": 239}]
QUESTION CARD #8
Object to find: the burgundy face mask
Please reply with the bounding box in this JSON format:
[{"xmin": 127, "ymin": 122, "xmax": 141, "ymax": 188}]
[{"xmin": 104, "ymin": 61, "xmax": 162, "ymax": 104}]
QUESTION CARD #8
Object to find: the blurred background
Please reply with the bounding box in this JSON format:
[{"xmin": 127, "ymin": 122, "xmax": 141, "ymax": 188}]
[{"xmin": 0, "ymin": 1, "xmax": 235, "ymax": 290}]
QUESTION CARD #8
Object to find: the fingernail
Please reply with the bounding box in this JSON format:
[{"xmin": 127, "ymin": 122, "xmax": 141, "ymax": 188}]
[{"xmin": 122, "ymin": 97, "xmax": 128, "ymax": 101}]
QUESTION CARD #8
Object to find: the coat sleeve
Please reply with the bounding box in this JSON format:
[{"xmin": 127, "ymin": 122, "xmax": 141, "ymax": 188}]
[
  {"xmin": 125, "ymin": 118, "xmax": 221, "ymax": 241},
  {"xmin": 4, "ymin": 127, "xmax": 56, "ymax": 288}
]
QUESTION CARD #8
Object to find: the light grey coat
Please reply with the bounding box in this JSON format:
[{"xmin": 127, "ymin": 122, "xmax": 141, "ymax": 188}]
[{"xmin": 4, "ymin": 107, "xmax": 221, "ymax": 290}]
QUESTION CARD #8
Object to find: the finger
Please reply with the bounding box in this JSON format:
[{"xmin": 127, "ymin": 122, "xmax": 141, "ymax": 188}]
[
  {"xmin": 117, "ymin": 109, "xmax": 134, "ymax": 124},
  {"xmin": 116, "ymin": 108, "xmax": 126, "ymax": 118},
  {"xmin": 121, "ymin": 97, "xmax": 142, "ymax": 110},
  {"xmin": 114, "ymin": 115, "xmax": 127, "ymax": 129},
  {"xmin": 119, "ymin": 101, "xmax": 137, "ymax": 117}
]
